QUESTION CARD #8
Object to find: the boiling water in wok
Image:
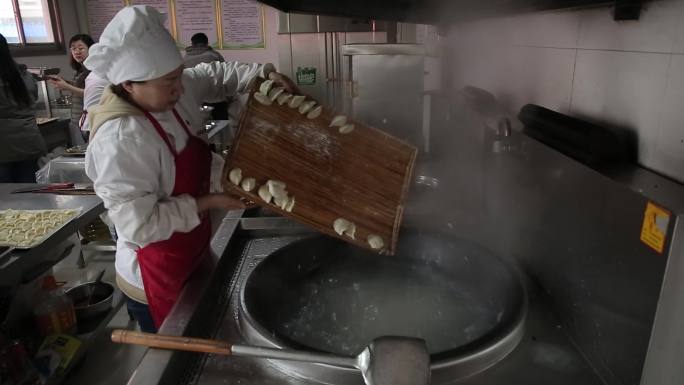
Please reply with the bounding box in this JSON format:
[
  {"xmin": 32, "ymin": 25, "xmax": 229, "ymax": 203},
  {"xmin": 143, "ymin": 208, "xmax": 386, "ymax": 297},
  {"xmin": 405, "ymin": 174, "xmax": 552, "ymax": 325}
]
[{"xmin": 241, "ymin": 232, "xmax": 524, "ymax": 356}]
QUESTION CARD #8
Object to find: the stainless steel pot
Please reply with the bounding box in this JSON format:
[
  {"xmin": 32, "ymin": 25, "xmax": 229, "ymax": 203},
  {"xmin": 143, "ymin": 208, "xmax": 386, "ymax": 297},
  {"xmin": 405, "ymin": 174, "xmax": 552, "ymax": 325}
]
[{"xmin": 65, "ymin": 281, "xmax": 114, "ymax": 319}]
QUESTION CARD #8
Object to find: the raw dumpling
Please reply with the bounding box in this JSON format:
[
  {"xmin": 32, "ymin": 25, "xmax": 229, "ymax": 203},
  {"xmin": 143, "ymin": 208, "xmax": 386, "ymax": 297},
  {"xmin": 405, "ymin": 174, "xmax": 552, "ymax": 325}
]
[
  {"xmin": 259, "ymin": 79, "xmax": 274, "ymax": 95},
  {"xmin": 333, "ymin": 218, "xmax": 356, "ymax": 239},
  {"xmin": 367, "ymin": 234, "xmax": 384, "ymax": 250},
  {"xmin": 266, "ymin": 180, "xmax": 287, "ymax": 198},
  {"xmin": 228, "ymin": 168, "xmax": 242, "ymax": 185},
  {"xmin": 258, "ymin": 184, "xmax": 272, "ymax": 203},
  {"xmin": 333, "ymin": 218, "xmax": 352, "ymax": 236},
  {"xmin": 277, "ymin": 93, "xmax": 292, "ymax": 105},
  {"xmin": 274, "ymin": 195, "xmax": 289, "ymax": 209},
  {"xmin": 339, "ymin": 124, "xmax": 355, "ymax": 134},
  {"xmin": 284, "ymin": 196, "xmax": 295, "ymax": 212},
  {"xmin": 307, "ymin": 106, "xmax": 323, "ymax": 119},
  {"xmin": 288, "ymin": 95, "xmax": 306, "ymax": 109},
  {"xmin": 298, "ymin": 101, "xmax": 317, "ymax": 115},
  {"xmin": 268, "ymin": 87, "xmax": 285, "ymax": 102},
  {"xmin": 345, "ymin": 222, "xmax": 356, "ymax": 240},
  {"xmin": 329, "ymin": 115, "xmax": 347, "ymax": 127},
  {"xmin": 254, "ymin": 92, "xmax": 272, "ymax": 106},
  {"xmin": 241, "ymin": 177, "xmax": 256, "ymax": 192}
]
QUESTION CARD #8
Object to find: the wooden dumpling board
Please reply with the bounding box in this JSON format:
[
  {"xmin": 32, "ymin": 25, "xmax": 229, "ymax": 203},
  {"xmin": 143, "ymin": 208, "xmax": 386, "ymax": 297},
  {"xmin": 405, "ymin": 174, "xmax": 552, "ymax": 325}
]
[{"xmin": 223, "ymin": 78, "xmax": 417, "ymax": 255}]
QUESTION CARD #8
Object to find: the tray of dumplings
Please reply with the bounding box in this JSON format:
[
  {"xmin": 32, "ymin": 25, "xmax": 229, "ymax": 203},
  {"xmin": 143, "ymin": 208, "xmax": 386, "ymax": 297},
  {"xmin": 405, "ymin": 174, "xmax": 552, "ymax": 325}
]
[
  {"xmin": 0, "ymin": 209, "xmax": 81, "ymax": 249},
  {"xmin": 223, "ymin": 78, "xmax": 417, "ymax": 255}
]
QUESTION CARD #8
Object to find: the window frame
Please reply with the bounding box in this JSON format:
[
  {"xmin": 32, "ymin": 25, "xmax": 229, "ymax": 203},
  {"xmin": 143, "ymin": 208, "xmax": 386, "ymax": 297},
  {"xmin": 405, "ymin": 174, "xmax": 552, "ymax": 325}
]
[{"xmin": 7, "ymin": 0, "xmax": 66, "ymax": 57}]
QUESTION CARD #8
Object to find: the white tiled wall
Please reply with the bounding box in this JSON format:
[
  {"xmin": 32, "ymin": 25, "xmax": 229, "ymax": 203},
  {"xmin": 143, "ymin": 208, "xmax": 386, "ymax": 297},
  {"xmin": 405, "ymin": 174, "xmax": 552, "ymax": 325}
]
[
  {"xmin": 671, "ymin": 9, "xmax": 684, "ymax": 53},
  {"xmin": 576, "ymin": 1, "xmax": 682, "ymax": 52},
  {"xmin": 448, "ymin": 0, "xmax": 684, "ymax": 182},
  {"xmin": 509, "ymin": 12, "xmax": 580, "ymax": 48},
  {"xmin": 655, "ymin": 54, "xmax": 684, "ymax": 173},
  {"xmin": 571, "ymin": 50, "xmax": 670, "ymax": 164},
  {"xmin": 503, "ymin": 46, "xmax": 576, "ymax": 114}
]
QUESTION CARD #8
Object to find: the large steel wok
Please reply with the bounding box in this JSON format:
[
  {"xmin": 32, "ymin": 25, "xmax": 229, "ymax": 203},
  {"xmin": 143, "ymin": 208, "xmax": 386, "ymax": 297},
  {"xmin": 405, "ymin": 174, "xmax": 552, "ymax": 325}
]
[{"xmin": 238, "ymin": 231, "xmax": 528, "ymax": 384}]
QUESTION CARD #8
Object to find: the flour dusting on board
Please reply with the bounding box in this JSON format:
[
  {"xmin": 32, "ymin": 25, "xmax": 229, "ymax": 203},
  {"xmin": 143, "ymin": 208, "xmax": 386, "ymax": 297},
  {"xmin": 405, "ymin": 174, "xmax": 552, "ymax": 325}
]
[
  {"xmin": 249, "ymin": 116, "xmax": 280, "ymax": 141},
  {"xmin": 286, "ymin": 121, "xmax": 338, "ymax": 160}
]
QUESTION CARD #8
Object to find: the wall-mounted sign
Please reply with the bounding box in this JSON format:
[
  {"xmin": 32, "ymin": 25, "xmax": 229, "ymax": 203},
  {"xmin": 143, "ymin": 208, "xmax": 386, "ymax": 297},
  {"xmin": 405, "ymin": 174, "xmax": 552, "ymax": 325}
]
[
  {"xmin": 175, "ymin": 0, "xmax": 219, "ymax": 48},
  {"xmin": 220, "ymin": 0, "xmax": 265, "ymax": 49},
  {"xmin": 296, "ymin": 67, "xmax": 316, "ymax": 86},
  {"xmin": 86, "ymin": 0, "xmax": 126, "ymax": 40},
  {"xmin": 88, "ymin": 0, "xmax": 266, "ymax": 50}
]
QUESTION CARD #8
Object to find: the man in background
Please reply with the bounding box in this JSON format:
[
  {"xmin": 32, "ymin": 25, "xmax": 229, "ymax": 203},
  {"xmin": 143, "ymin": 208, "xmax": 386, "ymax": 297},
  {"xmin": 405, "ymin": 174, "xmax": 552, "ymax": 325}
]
[
  {"xmin": 183, "ymin": 33, "xmax": 225, "ymax": 68},
  {"xmin": 183, "ymin": 33, "xmax": 228, "ymax": 120}
]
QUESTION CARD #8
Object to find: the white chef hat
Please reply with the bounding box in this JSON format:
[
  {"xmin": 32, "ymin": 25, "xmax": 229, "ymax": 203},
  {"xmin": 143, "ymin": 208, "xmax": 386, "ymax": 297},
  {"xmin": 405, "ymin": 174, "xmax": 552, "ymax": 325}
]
[{"xmin": 84, "ymin": 5, "xmax": 182, "ymax": 85}]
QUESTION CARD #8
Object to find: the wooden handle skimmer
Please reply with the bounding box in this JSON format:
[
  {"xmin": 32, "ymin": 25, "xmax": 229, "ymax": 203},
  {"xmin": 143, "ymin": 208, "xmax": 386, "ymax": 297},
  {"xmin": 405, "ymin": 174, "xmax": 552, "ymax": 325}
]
[
  {"xmin": 111, "ymin": 329, "xmax": 232, "ymax": 355},
  {"xmin": 112, "ymin": 329, "xmax": 359, "ymax": 369}
]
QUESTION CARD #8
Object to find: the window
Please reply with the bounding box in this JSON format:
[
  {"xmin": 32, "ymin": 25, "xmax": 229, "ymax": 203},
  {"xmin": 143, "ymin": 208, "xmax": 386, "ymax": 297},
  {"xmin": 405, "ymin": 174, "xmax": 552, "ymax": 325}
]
[{"xmin": 1, "ymin": 0, "xmax": 63, "ymax": 54}]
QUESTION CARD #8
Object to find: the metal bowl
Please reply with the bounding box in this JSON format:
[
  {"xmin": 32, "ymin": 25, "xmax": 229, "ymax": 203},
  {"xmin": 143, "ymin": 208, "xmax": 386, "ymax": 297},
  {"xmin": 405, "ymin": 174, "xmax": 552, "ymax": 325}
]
[{"xmin": 65, "ymin": 281, "xmax": 114, "ymax": 319}]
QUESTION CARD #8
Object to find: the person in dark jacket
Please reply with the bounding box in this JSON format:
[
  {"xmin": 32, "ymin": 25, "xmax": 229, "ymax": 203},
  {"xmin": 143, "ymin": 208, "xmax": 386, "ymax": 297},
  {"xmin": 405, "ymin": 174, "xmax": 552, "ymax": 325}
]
[
  {"xmin": 183, "ymin": 33, "xmax": 225, "ymax": 68},
  {"xmin": 0, "ymin": 33, "xmax": 47, "ymax": 183}
]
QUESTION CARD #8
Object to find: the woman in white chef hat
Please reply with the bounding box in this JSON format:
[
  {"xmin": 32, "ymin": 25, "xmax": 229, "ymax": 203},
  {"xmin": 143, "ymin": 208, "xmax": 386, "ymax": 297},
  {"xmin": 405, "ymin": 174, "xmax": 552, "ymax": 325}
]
[{"xmin": 84, "ymin": 5, "xmax": 296, "ymax": 332}]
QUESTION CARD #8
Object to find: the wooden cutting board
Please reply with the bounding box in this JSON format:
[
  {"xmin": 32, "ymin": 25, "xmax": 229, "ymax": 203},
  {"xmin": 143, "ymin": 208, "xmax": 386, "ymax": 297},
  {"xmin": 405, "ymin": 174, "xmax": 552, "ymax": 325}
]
[{"xmin": 223, "ymin": 78, "xmax": 417, "ymax": 255}]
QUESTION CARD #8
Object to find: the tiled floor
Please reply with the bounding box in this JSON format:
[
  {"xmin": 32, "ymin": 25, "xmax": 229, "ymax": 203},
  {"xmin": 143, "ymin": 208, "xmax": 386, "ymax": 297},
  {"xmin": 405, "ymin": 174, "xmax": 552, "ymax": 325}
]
[{"xmin": 52, "ymin": 240, "xmax": 148, "ymax": 385}]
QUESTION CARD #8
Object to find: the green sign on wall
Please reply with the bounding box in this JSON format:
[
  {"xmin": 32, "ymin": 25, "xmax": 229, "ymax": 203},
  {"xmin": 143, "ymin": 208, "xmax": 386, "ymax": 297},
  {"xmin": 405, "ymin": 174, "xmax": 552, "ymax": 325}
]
[{"xmin": 296, "ymin": 67, "xmax": 316, "ymax": 86}]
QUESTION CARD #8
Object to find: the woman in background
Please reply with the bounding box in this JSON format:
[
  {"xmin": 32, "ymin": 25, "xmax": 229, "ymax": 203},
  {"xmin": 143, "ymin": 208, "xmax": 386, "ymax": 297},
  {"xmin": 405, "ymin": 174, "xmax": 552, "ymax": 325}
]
[
  {"xmin": 0, "ymin": 33, "xmax": 47, "ymax": 183},
  {"xmin": 48, "ymin": 33, "xmax": 95, "ymax": 145}
]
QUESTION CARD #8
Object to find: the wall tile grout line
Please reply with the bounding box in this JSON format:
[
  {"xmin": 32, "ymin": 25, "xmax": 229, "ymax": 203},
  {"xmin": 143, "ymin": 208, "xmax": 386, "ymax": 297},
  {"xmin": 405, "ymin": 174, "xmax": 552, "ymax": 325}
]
[
  {"xmin": 568, "ymin": 14, "xmax": 582, "ymax": 114},
  {"xmin": 568, "ymin": 48, "xmax": 579, "ymax": 115},
  {"xmin": 513, "ymin": 44, "xmax": 674, "ymax": 56}
]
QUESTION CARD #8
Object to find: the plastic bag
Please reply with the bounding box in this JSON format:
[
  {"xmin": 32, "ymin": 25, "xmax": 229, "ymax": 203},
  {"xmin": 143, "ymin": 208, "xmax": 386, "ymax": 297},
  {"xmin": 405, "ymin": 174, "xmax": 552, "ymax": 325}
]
[{"xmin": 34, "ymin": 156, "xmax": 90, "ymax": 184}]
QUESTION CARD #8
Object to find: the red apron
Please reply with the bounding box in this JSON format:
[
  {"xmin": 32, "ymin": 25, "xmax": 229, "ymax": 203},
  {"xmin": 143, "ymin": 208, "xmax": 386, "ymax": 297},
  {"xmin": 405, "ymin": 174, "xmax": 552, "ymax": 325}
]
[{"xmin": 137, "ymin": 109, "xmax": 212, "ymax": 329}]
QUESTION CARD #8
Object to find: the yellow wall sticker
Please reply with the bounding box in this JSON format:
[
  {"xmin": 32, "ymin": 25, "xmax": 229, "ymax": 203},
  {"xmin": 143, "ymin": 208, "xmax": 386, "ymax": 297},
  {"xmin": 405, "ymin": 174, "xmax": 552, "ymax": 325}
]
[{"xmin": 640, "ymin": 201, "xmax": 671, "ymax": 254}]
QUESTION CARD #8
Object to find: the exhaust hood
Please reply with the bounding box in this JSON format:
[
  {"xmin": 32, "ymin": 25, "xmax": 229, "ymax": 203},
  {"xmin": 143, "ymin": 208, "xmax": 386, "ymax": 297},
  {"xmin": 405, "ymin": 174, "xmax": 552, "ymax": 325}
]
[{"xmin": 259, "ymin": 0, "xmax": 617, "ymax": 25}]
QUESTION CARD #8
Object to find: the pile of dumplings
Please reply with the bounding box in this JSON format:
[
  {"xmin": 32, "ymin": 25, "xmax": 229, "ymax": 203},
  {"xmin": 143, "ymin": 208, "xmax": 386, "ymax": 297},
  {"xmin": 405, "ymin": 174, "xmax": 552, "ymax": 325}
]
[
  {"xmin": 229, "ymin": 168, "xmax": 295, "ymax": 213},
  {"xmin": 253, "ymin": 80, "xmax": 355, "ymax": 134},
  {"xmin": 333, "ymin": 217, "xmax": 384, "ymax": 250}
]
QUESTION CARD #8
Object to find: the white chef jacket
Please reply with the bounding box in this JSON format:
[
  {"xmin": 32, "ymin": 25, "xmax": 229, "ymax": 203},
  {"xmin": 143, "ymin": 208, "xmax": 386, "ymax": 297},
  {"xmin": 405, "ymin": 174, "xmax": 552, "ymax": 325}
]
[
  {"xmin": 86, "ymin": 61, "xmax": 272, "ymax": 290},
  {"xmin": 80, "ymin": 72, "xmax": 109, "ymax": 132}
]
